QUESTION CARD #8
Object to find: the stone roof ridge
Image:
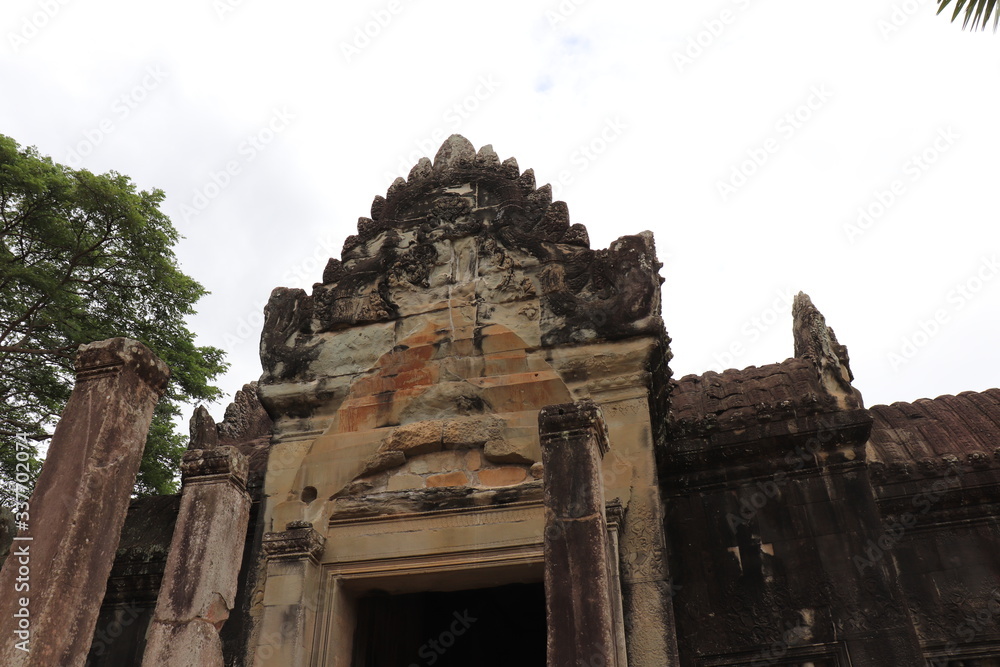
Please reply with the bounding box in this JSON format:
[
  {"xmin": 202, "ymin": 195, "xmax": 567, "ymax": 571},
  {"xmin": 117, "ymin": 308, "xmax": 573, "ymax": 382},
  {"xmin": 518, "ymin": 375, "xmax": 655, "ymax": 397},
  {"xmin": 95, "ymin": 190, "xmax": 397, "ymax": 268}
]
[
  {"xmin": 871, "ymin": 386, "xmax": 1000, "ymax": 410},
  {"xmin": 867, "ymin": 387, "xmax": 1000, "ymax": 482},
  {"xmin": 667, "ymin": 290, "xmax": 880, "ymax": 439},
  {"xmin": 673, "ymin": 356, "xmax": 814, "ymax": 384},
  {"xmin": 667, "ymin": 356, "xmax": 839, "ymax": 440},
  {"xmin": 336, "ymin": 134, "xmax": 590, "ymax": 263}
]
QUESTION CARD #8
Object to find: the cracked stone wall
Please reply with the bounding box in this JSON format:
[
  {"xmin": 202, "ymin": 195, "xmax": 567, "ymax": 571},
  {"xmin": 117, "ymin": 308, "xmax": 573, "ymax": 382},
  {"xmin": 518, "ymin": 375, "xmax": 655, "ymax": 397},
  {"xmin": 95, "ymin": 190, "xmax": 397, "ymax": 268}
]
[{"xmin": 253, "ymin": 135, "xmax": 677, "ymax": 666}]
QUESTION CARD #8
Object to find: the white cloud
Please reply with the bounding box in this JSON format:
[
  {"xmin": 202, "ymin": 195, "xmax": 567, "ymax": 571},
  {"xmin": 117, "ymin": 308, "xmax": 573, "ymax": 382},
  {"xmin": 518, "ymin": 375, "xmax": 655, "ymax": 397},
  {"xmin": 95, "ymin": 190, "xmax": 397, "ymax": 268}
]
[{"xmin": 2, "ymin": 0, "xmax": 997, "ymax": 417}]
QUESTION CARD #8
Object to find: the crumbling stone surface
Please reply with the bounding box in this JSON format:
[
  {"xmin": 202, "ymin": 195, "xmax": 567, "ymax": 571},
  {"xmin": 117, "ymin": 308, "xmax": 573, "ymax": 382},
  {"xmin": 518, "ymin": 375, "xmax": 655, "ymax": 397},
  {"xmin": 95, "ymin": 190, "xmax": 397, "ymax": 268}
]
[
  {"xmin": 187, "ymin": 382, "xmax": 272, "ymax": 498},
  {"xmin": 477, "ymin": 466, "xmax": 527, "ymax": 487},
  {"xmin": 217, "ymin": 382, "xmax": 273, "ymax": 446},
  {"xmin": 667, "ymin": 294, "xmax": 862, "ymax": 451},
  {"xmin": 142, "ymin": 446, "xmax": 251, "ymax": 667},
  {"xmin": 189, "ymin": 405, "xmax": 219, "ymax": 450},
  {"xmin": 252, "ymin": 136, "xmax": 673, "ymax": 667},
  {"xmin": 328, "ymin": 482, "xmax": 545, "ymax": 520},
  {"xmin": 380, "ymin": 419, "xmax": 444, "ymax": 455},
  {"xmin": 539, "ymin": 401, "xmax": 620, "ymax": 666},
  {"xmin": 426, "ymin": 471, "xmax": 469, "ymax": 487},
  {"xmin": 667, "ymin": 358, "xmax": 838, "ymax": 438},
  {"xmin": 259, "ymin": 134, "xmax": 665, "ymax": 396},
  {"xmin": 792, "ymin": 292, "xmax": 861, "ymax": 407},
  {"xmin": 0, "ymin": 338, "xmax": 169, "ymax": 667},
  {"xmin": 660, "ymin": 303, "xmax": 930, "ymax": 666}
]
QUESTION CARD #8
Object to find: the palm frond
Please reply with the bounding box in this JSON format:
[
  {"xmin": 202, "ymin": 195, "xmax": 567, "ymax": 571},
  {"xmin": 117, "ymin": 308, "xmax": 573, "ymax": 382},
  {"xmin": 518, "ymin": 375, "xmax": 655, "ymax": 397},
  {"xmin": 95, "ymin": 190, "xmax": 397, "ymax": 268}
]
[{"xmin": 937, "ymin": 0, "xmax": 1000, "ymax": 31}]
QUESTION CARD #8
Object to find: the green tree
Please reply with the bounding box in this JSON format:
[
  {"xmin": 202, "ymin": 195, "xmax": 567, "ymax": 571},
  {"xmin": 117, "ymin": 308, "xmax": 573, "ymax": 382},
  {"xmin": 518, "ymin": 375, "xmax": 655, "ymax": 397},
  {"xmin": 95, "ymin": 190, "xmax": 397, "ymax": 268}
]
[
  {"xmin": 938, "ymin": 0, "xmax": 999, "ymax": 30},
  {"xmin": 0, "ymin": 134, "xmax": 226, "ymax": 501}
]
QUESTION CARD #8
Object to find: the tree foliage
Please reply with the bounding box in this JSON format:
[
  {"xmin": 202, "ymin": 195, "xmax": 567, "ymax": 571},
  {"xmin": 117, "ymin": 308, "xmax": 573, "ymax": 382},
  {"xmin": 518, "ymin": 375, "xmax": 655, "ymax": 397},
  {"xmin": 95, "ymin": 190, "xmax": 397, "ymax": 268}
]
[
  {"xmin": 938, "ymin": 0, "xmax": 999, "ymax": 30},
  {"xmin": 0, "ymin": 134, "xmax": 226, "ymax": 499}
]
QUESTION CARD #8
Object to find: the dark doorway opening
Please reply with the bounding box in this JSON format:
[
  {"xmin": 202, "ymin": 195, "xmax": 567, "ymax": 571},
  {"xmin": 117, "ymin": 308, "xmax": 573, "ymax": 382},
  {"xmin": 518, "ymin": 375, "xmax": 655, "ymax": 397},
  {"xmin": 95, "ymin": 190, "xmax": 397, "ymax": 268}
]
[{"xmin": 351, "ymin": 581, "xmax": 546, "ymax": 667}]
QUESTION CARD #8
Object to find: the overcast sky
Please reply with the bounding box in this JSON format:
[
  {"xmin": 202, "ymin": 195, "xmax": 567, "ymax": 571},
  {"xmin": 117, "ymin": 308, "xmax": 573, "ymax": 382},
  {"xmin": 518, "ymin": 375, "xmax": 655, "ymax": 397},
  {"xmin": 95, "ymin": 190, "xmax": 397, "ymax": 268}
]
[{"xmin": 3, "ymin": 0, "xmax": 998, "ymax": 419}]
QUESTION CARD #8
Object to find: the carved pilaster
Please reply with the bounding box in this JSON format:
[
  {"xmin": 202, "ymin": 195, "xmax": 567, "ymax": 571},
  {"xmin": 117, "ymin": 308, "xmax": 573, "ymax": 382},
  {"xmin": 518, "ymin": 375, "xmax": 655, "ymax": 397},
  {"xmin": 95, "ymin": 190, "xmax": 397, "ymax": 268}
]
[
  {"xmin": 262, "ymin": 522, "xmax": 326, "ymax": 563},
  {"xmin": 539, "ymin": 400, "xmax": 619, "ymax": 667},
  {"xmin": 255, "ymin": 523, "xmax": 327, "ymax": 667}
]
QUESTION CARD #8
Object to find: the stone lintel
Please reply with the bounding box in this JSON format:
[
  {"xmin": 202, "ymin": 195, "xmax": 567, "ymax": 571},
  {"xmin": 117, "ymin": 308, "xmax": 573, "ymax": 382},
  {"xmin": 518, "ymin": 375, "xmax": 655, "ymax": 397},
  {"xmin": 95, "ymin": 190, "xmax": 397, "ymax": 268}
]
[
  {"xmin": 181, "ymin": 446, "xmax": 249, "ymax": 489},
  {"xmin": 262, "ymin": 523, "xmax": 326, "ymax": 562}
]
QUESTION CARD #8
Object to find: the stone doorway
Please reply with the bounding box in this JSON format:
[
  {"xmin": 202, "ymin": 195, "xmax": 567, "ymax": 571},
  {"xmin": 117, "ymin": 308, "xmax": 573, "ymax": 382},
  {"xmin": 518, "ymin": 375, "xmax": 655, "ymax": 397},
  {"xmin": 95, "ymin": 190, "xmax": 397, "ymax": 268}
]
[{"xmin": 350, "ymin": 582, "xmax": 546, "ymax": 667}]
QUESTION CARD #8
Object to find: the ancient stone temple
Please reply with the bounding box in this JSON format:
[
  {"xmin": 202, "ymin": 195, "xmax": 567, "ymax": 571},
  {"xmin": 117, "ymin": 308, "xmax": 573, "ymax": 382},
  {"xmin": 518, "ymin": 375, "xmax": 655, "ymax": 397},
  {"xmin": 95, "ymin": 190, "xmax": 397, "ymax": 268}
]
[{"xmin": 13, "ymin": 135, "xmax": 998, "ymax": 666}]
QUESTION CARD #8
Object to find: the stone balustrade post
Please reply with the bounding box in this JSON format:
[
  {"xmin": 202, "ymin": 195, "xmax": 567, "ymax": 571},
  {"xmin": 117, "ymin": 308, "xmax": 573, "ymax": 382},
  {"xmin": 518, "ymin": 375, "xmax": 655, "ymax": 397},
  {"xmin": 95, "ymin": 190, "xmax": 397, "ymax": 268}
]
[{"xmin": 141, "ymin": 445, "xmax": 252, "ymax": 666}]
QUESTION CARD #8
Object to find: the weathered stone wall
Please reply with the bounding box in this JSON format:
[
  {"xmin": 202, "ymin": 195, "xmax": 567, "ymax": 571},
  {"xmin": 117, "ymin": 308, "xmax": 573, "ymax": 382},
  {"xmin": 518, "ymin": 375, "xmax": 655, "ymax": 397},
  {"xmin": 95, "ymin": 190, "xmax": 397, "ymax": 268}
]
[
  {"xmin": 86, "ymin": 494, "xmax": 181, "ymax": 666},
  {"xmin": 253, "ymin": 135, "xmax": 676, "ymax": 666},
  {"xmin": 61, "ymin": 141, "xmax": 1000, "ymax": 667},
  {"xmin": 659, "ymin": 295, "xmax": 1000, "ymax": 666},
  {"xmin": 868, "ymin": 394, "xmax": 1000, "ymax": 663},
  {"xmin": 141, "ymin": 446, "xmax": 252, "ymax": 667}
]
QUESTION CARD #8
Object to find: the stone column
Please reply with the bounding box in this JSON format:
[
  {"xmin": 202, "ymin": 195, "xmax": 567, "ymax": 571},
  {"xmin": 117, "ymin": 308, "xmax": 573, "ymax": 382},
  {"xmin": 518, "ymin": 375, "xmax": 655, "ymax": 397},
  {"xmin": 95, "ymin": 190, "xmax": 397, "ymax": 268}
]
[
  {"xmin": 539, "ymin": 400, "xmax": 620, "ymax": 667},
  {"xmin": 141, "ymin": 446, "xmax": 251, "ymax": 666},
  {"xmin": 0, "ymin": 338, "xmax": 169, "ymax": 667},
  {"xmin": 605, "ymin": 501, "xmax": 629, "ymax": 667},
  {"xmin": 254, "ymin": 523, "xmax": 326, "ymax": 667}
]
